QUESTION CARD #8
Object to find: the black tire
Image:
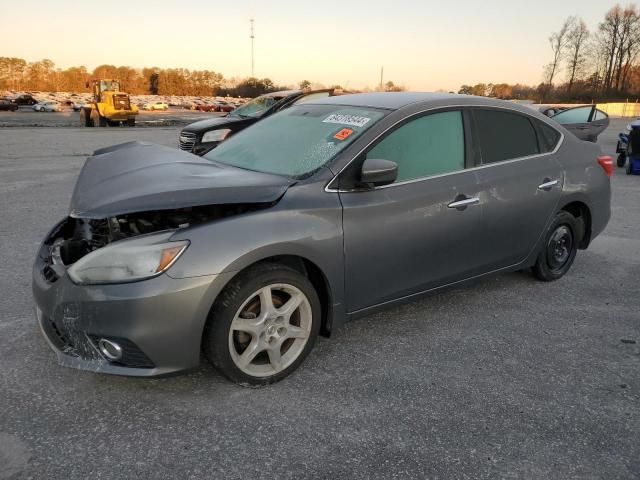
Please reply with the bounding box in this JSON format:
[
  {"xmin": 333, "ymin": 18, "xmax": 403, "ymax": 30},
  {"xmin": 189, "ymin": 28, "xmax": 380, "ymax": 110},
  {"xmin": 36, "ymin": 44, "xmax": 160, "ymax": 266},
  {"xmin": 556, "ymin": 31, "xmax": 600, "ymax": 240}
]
[
  {"xmin": 80, "ymin": 108, "xmax": 93, "ymax": 127},
  {"xmin": 90, "ymin": 109, "xmax": 107, "ymax": 127},
  {"xmin": 627, "ymin": 163, "xmax": 632, "ymax": 175},
  {"xmin": 203, "ymin": 263, "xmax": 321, "ymax": 386},
  {"xmin": 533, "ymin": 211, "xmax": 579, "ymax": 282},
  {"xmin": 617, "ymin": 153, "xmax": 626, "ymax": 167},
  {"xmin": 125, "ymin": 117, "xmax": 135, "ymax": 127}
]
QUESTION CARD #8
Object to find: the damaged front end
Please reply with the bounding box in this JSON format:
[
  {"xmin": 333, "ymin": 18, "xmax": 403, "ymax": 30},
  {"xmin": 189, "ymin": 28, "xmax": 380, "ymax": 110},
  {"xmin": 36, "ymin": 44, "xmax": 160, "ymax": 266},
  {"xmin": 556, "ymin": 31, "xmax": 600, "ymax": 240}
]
[
  {"xmin": 32, "ymin": 141, "xmax": 294, "ymax": 375},
  {"xmin": 33, "ymin": 203, "xmax": 270, "ymax": 374},
  {"xmin": 46, "ymin": 203, "xmax": 269, "ymax": 270}
]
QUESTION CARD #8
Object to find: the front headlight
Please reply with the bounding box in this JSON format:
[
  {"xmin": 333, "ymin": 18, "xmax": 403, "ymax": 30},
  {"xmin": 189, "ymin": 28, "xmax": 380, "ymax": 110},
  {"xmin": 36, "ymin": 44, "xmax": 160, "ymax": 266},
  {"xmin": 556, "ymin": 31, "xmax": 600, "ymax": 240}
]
[
  {"xmin": 202, "ymin": 129, "xmax": 231, "ymax": 143},
  {"xmin": 68, "ymin": 233, "xmax": 189, "ymax": 285}
]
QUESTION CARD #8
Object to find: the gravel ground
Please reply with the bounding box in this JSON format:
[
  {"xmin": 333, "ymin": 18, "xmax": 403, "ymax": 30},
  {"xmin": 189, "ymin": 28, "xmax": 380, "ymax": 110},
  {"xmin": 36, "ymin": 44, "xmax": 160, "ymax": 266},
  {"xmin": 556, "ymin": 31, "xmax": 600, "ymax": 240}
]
[
  {"xmin": 0, "ymin": 107, "xmax": 223, "ymax": 128},
  {"xmin": 0, "ymin": 120, "xmax": 638, "ymax": 479}
]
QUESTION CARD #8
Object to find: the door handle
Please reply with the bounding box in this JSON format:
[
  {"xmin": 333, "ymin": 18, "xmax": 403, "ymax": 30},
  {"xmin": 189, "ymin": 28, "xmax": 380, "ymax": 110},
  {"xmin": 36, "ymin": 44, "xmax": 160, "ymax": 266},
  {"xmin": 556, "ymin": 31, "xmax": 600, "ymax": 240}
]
[
  {"xmin": 576, "ymin": 126, "xmax": 590, "ymax": 130},
  {"xmin": 447, "ymin": 195, "xmax": 480, "ymax": 210},
  {"xmin": 538, "ymin": 179, "xmax": 559, "ymax": 191}
]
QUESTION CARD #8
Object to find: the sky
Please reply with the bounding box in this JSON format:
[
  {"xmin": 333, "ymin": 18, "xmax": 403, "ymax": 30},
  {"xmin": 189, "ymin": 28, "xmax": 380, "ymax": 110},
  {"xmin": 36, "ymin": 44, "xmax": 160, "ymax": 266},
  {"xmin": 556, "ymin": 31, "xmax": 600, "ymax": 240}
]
[{"xmin": 0, "ymin": 0, "xmax": 615, "ymax": 91}]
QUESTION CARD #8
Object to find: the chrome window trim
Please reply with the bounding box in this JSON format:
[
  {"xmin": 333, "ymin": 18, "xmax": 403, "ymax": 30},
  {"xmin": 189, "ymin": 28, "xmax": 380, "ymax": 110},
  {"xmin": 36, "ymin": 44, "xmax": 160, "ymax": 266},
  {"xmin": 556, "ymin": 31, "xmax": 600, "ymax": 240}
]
[{"xmin": 324, "ymin": 104, "xmax": 565, "ymax": 193}]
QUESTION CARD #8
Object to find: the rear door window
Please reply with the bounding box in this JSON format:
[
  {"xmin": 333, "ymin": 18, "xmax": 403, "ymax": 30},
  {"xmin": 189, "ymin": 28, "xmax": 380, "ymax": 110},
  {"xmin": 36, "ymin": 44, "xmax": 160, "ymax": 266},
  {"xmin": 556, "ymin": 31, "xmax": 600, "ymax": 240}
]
[
  {"xmin": 366, "ymin": 110, "xmax": 465, "ymax": 182},
  {"xmin": 474, "ymin": 109, "xmax": 539, "ymax": 164},
  {"xmin": 551, "ymin": 106, "xmax": 593, "ymax": 124}
]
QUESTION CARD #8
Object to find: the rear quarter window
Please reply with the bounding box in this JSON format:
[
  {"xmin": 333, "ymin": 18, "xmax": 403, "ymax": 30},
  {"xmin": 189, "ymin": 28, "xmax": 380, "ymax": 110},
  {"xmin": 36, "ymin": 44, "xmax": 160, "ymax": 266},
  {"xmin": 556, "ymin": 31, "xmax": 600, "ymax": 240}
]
[
  {"xmin": 532, "ymin": 119, "xmax": 562, "ymax": 153},
  {"xmin": 474, "ymin": 109, "xmax": 539, "ymax": 164}
]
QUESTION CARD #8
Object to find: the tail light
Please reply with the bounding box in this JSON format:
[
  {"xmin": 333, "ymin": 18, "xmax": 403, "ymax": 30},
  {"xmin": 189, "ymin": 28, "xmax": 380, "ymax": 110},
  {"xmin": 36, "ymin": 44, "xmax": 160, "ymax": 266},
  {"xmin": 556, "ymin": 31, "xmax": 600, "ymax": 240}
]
[{"xmin": 597, "ymin": 155, "xmax": 613, "ymax": 177}]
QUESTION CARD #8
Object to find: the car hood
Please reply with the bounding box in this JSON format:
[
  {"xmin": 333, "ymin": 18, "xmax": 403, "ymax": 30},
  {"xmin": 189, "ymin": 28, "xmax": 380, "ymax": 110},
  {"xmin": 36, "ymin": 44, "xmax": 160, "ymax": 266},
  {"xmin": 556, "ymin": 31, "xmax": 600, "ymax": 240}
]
[
  {"xmin": 181, "ymin": 115, "xmax": 252, "ymax": 133},
  {"xmin": 69, "ymin": 141, "xmax": 295, "ymax": 218}
]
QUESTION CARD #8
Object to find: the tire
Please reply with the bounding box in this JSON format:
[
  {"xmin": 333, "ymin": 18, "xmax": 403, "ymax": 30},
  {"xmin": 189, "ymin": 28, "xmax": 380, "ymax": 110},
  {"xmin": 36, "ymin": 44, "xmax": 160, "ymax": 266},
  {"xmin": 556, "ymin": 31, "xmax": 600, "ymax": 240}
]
[
  {"xmin": 125, "ymin": 118, "xmax": 135, "ymax": 127},
  {"xmin": 203, "ymin": 263, "xmax": 321, "ymax": 386},
  {"xmin": 533, "ymin": 211, "xmax": 579, "ymax": 282},
  {"xmin": 79, "ymin": 108, "xmax": 92, "ymax": 127},
  {"xmin": 90, "ymin": 109, "xmax": 107, "ymax": 127},
  {"xmin": 627, "ymin": 163, "xmax": 632, "ymax": 175},
  {"xmin": 617, "ymin": 153, "xmax": 626, "ymax": 167}
]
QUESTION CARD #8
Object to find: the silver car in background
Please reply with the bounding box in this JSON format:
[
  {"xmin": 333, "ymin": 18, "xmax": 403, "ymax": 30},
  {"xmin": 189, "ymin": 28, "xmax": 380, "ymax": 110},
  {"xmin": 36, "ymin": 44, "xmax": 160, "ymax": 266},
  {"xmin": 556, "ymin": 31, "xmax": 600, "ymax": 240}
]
[{"xmin": 32, "ymin": 93, "xmax": 612, "ymax": 385}]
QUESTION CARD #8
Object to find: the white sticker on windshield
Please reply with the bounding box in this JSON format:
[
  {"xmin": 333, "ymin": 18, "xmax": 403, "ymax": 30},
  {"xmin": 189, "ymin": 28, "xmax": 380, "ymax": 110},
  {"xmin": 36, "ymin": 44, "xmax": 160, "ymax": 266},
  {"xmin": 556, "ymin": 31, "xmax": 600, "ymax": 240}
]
[{"xmin": 322, "ymin": 114, "xmax": 371, "ymax": 128}]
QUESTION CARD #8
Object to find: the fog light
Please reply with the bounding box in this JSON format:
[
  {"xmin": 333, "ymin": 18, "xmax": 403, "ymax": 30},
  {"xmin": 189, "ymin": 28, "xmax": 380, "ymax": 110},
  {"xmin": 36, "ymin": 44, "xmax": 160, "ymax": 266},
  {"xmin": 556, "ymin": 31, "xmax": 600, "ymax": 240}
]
[{"xmin": 98, "ymin": 338, "xmax": 122, "ymax": 361}]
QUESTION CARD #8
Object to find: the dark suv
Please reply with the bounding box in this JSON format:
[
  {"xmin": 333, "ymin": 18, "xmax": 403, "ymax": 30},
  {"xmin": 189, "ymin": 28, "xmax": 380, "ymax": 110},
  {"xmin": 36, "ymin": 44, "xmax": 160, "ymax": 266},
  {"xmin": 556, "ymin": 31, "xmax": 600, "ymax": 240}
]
[{"xmin": 179, "ymin": 89, "xmax": 334, "ymax": 155}]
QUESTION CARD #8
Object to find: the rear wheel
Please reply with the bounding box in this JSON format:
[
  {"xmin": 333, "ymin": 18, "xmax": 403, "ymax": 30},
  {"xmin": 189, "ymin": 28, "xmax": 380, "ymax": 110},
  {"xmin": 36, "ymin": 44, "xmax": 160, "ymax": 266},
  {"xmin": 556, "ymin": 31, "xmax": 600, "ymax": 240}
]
[
  {"xmin": 617, "ymin": 153, "xmax": 626, "ymax": 167},
  {"xmin": 203, "ymin": 263, "xmax": 321, "ymax": 386},
  {"xmin": 125, "ymin": 117, "xmax": 135, "ymax": 127},
  {"xmin": 533, "ymin": 211, "xmax": 578, "ymax": 282},
  {"xmin": 627, "ymin": 163, "xmax": 633, "ymax": 175}
]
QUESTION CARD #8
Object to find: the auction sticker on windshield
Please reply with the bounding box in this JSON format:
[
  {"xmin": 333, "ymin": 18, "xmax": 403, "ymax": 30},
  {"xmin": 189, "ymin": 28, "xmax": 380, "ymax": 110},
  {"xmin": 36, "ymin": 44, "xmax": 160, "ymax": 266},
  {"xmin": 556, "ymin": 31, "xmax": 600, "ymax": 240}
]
[{"xmin": 323, "ymin": 113, "xmax": 371, "ymax": 128}]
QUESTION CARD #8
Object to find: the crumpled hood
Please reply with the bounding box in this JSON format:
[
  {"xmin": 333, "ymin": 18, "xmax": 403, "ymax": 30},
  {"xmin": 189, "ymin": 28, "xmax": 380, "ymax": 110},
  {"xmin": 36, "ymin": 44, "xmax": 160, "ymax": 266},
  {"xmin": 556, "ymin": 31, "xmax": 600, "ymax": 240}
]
[{"xmin": 69, "ymin": 141, "xmax": 294, "ymax": 218}]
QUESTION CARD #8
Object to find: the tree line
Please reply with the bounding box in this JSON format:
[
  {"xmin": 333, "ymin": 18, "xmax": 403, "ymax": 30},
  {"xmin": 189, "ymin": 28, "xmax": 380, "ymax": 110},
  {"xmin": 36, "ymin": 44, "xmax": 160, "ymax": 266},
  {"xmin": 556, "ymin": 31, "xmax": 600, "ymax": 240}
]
[
  {"xmin": 0, "ymin": 58, "xmax": 292, "ymax": 97},
  {"xmin": 461, "ymin": 3, "xmax": 640, "ymax": 103}
]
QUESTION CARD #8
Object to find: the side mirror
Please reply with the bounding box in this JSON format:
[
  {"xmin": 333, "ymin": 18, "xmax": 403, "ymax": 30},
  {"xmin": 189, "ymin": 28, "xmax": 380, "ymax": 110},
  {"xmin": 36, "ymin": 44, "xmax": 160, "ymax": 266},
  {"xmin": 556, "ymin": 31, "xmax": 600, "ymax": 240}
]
[{"xmin": 360, "ymin": 158, "xmax": 398, "ymax": 187}]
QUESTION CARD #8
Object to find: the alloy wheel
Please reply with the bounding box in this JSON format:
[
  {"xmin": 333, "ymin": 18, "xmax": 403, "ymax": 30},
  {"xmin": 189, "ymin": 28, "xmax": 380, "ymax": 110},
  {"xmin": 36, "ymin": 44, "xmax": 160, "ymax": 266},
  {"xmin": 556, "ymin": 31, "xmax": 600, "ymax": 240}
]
[{"xmin": 228, "ymin": 283, "xmax": 312, "ymax": 377}]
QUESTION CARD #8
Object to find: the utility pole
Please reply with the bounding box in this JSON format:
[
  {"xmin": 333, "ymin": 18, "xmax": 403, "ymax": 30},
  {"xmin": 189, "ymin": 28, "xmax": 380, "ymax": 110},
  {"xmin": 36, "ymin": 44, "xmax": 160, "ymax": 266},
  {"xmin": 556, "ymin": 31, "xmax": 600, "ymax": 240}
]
[
  {"xmin": 250, "ymin": 18, "xmax": 255, "ymax": 77},
  {"xmin": 379, "ymin": 66, "xmax": 383, "ymax": 91}
]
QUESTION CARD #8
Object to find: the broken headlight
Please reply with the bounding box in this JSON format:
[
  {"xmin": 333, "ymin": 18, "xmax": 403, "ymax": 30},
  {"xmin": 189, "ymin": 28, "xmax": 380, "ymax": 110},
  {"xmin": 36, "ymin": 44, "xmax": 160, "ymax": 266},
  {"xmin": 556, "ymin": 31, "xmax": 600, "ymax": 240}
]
[{"xmin": 67, "ymin": 232, "xmax": 189, "ymax": 285}]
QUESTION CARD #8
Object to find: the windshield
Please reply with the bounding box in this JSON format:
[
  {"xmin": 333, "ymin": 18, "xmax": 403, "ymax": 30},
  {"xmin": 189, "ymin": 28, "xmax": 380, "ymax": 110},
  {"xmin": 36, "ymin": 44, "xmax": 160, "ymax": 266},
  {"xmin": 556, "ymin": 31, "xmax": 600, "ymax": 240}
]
[
  {"xmin": 230, "ymin": 95, "xmax": 283, "ymax": 119},
  {"xmin": 205, "ymin": 104, "xmax": 386, "ymax": 178}
]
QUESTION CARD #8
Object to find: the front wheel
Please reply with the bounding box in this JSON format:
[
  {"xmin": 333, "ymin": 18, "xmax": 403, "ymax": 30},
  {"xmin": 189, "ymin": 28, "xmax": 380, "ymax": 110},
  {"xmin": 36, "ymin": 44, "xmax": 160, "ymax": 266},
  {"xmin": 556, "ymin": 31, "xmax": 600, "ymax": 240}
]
[
  {"xmin": 533, "ymin": 211, "xmax": 578, "ymax": 282},
  {"xmin": 203, "ymin": 263, "xmax": 321, "ymax": 386},
  {"xmin": 617, "ymin": 153, "xmax": 626, "ymax": 167}
]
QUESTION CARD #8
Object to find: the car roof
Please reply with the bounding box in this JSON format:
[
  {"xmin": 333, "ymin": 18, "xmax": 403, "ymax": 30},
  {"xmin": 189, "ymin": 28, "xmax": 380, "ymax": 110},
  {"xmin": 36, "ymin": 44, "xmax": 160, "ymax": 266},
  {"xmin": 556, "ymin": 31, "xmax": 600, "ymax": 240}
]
[
  {"xmin": 263, "ymin": 90, "xmax": 302, "ymax": 98},
  {"xmin": 303, "ymin": 92, "xmax": 553, "ymax": 118}
]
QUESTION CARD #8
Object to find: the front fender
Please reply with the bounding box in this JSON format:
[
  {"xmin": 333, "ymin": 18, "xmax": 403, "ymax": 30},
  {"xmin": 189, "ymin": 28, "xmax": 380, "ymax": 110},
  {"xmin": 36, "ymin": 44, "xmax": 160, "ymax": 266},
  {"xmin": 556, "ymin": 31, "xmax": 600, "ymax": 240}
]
[{"xmin": 167, "ymin": 181, "xmax": 346, "ymax": 328}]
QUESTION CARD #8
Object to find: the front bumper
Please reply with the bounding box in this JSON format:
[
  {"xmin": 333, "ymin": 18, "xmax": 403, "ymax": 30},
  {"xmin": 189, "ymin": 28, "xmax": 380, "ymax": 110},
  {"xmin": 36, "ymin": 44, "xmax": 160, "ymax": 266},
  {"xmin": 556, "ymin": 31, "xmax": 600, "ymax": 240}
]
[{"xmin": 32, "ymin": 246, "xmax": 234, "ymax": 376}]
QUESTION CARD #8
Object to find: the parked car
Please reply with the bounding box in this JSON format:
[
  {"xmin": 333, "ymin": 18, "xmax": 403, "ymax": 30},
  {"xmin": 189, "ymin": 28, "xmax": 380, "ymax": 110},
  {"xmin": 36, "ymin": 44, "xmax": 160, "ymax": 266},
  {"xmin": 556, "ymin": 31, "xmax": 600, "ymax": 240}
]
[
  {"xmin": 216, "ymin": 100, "xmax": 235, "ymax": 113},
  {"xmin": 179, "ymin": 89, "xmax": 334, "ymax": 155},
  {"xmin": 33, "ymin": 93, "xmax": 611, "ymax": 385},
  {"xmin": 32, "ymin": 101, "xmax": 63, "ymax": 112},
  {"xmin": 142, "ymin": 102, "xmax": 169, "ymax": 111},
  {"xmin": 543, "ymin": 105, "xmax": 609, "ymax": 142},
  {"xmin": 194, "ymin": 104, "xmax": 218, "ymax": 112},
  {"xmin": 0, "ymin": 98, "xmax": 19, "ymax": 111},
  {"xmin": 12, "ymin": 94, "xmax": 38, "ymax": 106},
  {"xmin": 71, "ymin": 101, "xmax": 86, "ymax": 112}
]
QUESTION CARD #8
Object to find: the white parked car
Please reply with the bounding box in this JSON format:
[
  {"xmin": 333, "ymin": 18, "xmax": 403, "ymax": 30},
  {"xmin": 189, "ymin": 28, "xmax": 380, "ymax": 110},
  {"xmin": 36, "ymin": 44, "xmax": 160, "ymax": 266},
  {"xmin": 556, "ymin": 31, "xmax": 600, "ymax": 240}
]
[
  {"xmin": 33, "ymin": 101, "xmax": 63, "ymax": 112},
  {"xmin": 142, "ymin": 102, "xmax": 169, "ymax": 111}
]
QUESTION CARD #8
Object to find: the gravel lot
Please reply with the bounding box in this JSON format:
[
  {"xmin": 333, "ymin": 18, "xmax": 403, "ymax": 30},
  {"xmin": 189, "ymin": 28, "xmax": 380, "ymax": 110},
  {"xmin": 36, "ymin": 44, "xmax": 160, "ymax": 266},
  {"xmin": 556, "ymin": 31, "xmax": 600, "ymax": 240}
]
[
  {"xmin": 0, "ymin": 120, "xmax": 638, "ymax": 479},
  {"xmin": 0, "ymin": 107, "xmax": 223, "ymax": 128}
]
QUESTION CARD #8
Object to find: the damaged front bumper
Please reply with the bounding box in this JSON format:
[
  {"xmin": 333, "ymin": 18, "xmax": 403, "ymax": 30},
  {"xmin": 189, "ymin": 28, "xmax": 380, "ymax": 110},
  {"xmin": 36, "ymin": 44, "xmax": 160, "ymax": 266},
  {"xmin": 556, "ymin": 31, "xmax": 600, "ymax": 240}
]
[{"xmin": 32, "ymin": 221, "xmax": 235, "ymax": 377}]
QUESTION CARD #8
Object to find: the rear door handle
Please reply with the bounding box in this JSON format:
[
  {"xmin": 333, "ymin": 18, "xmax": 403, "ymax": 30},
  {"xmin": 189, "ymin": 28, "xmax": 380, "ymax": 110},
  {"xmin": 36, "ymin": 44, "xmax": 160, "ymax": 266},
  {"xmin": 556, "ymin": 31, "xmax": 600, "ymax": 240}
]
[
  {"xmin": 447, "ymin": 196, "xmax": 480, "ymax": 210},
  {"xmin": 538, "ymin": 179, "xmax": 559, "ymax": 191}
]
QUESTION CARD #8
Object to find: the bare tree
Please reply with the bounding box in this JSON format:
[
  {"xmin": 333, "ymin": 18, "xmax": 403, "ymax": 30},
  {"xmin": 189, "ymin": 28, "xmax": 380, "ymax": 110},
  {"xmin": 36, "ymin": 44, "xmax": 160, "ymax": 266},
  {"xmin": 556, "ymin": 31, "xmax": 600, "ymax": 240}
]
[
  {"xmin": 618, "ymin": 5, "xmax": 640, "ymax": 90},
  {"xmin": 599, "ymin": 5, "xmax": 623, "ymax": 91},
  {"xmin": 565, "ymin": 18, "xmax": 590, "ymax": 93},
  {"xmin": 546, "ymin": 17, "xmax": 575, "ymax": 87}
]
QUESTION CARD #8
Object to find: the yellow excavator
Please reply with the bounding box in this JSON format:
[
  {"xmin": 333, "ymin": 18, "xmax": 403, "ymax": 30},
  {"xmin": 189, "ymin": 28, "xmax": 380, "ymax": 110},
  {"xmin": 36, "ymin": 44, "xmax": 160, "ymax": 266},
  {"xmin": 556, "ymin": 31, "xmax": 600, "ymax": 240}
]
[{"xmin": 80, "ymin": 79, "xmax": 138, "ymax": 127}]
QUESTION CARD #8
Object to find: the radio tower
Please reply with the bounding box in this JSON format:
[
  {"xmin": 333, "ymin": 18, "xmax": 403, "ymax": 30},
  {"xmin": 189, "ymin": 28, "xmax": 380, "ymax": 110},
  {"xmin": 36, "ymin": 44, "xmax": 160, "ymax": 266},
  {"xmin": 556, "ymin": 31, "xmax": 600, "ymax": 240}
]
[{"xmin": 250, "ymin": 18, "xmax": 255, "ymax": 77}]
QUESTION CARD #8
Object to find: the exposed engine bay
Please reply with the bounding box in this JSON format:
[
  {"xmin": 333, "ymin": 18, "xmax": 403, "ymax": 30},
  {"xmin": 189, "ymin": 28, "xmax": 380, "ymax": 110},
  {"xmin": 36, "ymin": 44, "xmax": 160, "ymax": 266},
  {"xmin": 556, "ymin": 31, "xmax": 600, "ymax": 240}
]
[{"xmin": 46, "ymin": 203, "xmax": 271, "ymax": 267}]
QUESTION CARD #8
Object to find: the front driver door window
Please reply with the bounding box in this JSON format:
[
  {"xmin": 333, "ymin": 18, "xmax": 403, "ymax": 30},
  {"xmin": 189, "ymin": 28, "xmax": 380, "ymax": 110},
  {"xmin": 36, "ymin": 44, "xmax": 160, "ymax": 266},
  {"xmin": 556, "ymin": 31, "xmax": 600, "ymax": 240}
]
[
  {"xmin": 340, "ymin": 110, "xmax": 486, "ymax": 312},
  {"xmin": 366, "ymin": 110, "xmax": 465, "ymax": 182}
]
